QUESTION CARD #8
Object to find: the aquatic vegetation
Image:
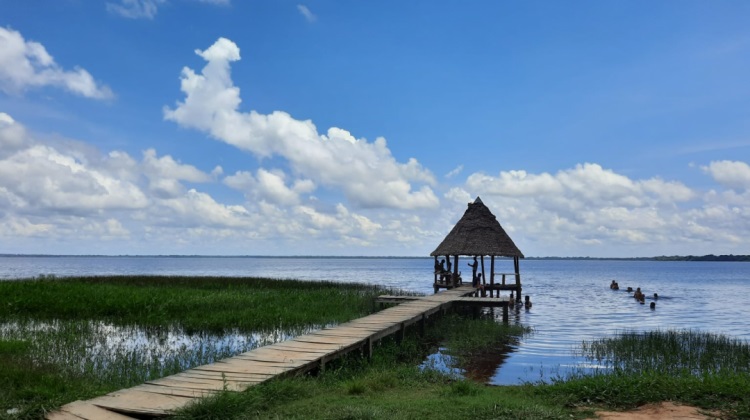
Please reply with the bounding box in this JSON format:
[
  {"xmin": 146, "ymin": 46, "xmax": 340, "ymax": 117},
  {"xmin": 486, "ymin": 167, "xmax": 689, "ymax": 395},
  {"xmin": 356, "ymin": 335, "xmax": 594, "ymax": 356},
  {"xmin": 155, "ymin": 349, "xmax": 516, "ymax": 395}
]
[
  {"xmin": 0, "ymin": 275, "xmax": 414, "ymax": 332},
  {"xmin": 533, "ymin": 330, "xmax": 750, "ymax": 418},
  {"xmin": 0, "ymin": 276, "xmax": 406, "ymax": 418},
  {"xmin": 174, "ymin": 314, "xmax": 568, "ymax": 420},
  {"xmin": 579, "ymin": 329, "xmax": 750, "ymax": 376}
]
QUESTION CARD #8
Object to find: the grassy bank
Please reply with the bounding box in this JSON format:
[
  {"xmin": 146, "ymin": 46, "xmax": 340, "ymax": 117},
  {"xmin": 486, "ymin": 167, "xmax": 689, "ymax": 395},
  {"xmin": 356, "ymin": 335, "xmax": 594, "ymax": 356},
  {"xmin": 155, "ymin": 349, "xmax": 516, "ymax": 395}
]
[
  {"xmin": 538, "ymin": 330, "xmax": 750, "ymax": 417},
  {"xmin": 175, "ymin": 329, "xmax": 750, "ymax": 419},
  {"xmin": 0, "ymin": 276, "xmax": 408, "ymax": 419},
  {"xmin": 175, "ymin": 314, "xmax": 550, "ymax": 420}
]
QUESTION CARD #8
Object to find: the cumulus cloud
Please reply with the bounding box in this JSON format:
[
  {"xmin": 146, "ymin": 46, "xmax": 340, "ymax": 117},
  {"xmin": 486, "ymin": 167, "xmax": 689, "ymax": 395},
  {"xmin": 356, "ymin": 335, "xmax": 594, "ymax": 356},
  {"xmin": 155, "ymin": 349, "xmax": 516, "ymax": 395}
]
[
  {"xmin": 702, "ymin": 160, "xmax": 750, "ymax": 190},
  {"xmin": 0, "ymin": 27, "xmax": 113, "ymax": 99},
  {"xmin": 0, "ymin": 116, "xmax": 148, "ymax": 214},
  {"xmin": 297, "ymin": 4, "xmax": 317, "ymax": 22},
  {"xmin": 0, "ymin": 113, "xmax": 430, "ymax": 255},
  {"xmin": 164, "ymin": 37, "xmax": 438, "ymax": 210},
  {"xmin": 459, "ymin": 163, "xmax": 727, "ymax": 255}
]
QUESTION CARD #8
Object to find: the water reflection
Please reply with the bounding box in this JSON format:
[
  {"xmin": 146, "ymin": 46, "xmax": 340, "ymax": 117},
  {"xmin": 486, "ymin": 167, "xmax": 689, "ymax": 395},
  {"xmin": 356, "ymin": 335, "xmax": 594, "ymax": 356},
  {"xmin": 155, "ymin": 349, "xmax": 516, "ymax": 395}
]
[{"xmin": 0, "ymin": 319, "xmax": 317, "ymax": 380}]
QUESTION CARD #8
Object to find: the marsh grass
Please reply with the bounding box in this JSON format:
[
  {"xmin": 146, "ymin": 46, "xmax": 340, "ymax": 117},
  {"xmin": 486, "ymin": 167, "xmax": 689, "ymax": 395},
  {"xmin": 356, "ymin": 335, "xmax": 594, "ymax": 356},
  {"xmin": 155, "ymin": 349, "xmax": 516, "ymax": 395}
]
[
  {"xmin": 579, "ymin": 329, "xmax": 750, "ymax": 375},
  {"xmin": 1, "ymin": 275, "xmax": 415, "ymax": 332},
  {"xmin": 0, "ymin": 276, "xmax": 408, "ymax": 419},
  {"xmin": 537, "ymin": 330, "xmax": 750, "ymax": 418}
]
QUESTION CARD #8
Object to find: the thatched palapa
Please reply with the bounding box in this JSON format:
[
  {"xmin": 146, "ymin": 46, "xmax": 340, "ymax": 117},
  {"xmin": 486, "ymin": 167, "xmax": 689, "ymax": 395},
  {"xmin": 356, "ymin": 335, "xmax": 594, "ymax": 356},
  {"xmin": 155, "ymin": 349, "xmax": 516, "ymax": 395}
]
[
  {"xmin": 430, "ymin": 197, "xmax": 523, "ymax": 258},
  {"xmin": 431, "ymin": 197, "xmax": 524, "ymax": 298}
]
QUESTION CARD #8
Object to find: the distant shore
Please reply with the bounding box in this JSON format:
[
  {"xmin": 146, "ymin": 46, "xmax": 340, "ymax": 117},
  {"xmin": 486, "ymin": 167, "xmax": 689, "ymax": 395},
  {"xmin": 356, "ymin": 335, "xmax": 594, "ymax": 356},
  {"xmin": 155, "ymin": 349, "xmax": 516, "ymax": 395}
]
[{"xmin": 1, "ymin": 254, "xmax": 749, "ymax": 261}]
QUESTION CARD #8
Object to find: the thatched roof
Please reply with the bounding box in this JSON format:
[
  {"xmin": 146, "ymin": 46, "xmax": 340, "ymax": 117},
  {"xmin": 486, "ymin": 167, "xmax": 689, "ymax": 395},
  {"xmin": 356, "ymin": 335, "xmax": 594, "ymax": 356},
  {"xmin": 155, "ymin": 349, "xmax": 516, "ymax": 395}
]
[{"xmin": 430, "ymin": 197, "xmax": 524, "ymax": 258}]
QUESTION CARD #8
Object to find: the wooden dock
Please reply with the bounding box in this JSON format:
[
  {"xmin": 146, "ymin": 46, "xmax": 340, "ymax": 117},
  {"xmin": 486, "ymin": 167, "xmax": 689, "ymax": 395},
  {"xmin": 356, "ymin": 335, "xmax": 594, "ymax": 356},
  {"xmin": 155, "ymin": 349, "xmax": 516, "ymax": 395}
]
[{"xmin": 48, "ymin": 285, "xmax": 507, "ymax": 419}]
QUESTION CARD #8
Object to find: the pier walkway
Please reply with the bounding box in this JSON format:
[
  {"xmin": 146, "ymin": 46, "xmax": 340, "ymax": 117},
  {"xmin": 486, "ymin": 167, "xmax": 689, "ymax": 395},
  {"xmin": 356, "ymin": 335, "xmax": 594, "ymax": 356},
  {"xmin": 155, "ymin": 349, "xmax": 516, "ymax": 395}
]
[{"xmin": 48, "ymin": 285, "xmax": 507, "ymax": 419}]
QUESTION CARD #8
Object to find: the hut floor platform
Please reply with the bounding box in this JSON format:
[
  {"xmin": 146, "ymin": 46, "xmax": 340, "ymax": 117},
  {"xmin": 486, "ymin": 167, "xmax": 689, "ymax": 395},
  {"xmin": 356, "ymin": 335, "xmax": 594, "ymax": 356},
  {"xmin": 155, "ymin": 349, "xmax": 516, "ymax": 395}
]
[{"xmin": 47, "ymin": 285, "xmax": 504, "ymax": 419}]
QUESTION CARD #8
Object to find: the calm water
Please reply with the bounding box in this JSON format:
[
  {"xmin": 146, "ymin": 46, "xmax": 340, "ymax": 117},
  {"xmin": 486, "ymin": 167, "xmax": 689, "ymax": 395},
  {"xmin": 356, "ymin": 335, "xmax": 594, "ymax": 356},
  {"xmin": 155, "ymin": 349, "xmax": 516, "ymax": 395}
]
[{"xmin": 2, "ymin": 256, "xmax": 749, "ymax": 384}]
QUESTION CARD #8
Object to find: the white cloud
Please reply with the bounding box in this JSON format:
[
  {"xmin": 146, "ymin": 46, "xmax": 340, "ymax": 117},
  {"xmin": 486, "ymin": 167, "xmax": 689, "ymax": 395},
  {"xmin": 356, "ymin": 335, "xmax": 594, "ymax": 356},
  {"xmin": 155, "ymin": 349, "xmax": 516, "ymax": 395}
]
[
  {"xmin": 445, "ymin": 164, "xmax": 463, "ymax": 179},
  {"xmin": 297, "ymin": 4, "xmax": 317, "ymax": 23},
  {"xmin": 141, "ymin": 148, "xmax": 212, "ymax": 198},
  {"xmin": 452, "ymin": 162, "xmax": 750, "ymax": 256},
  {"xmin": 106, "ymin": 0, "xmax": 229, "ymax": 19},
  {"xmin": 106, "ymin": 0, "xmax": 165, "ymax": 19},
  {"xmin": 224, "ymin": 168, "xmax": 315, "ymax": 206},
  {"xmin": 702, "ymin": 160, "xmax": 750, "ymax": 190},
  {"xmin": 0, "ymin": 27, "xmax": 113, "ymax": 99},
  {"xmin": 0, "ymin": 112, "xmax": 27, "ymax": 156},
  {"xmin": 164, "ymin": 37, "xmax": 438, "ymax": 210}
]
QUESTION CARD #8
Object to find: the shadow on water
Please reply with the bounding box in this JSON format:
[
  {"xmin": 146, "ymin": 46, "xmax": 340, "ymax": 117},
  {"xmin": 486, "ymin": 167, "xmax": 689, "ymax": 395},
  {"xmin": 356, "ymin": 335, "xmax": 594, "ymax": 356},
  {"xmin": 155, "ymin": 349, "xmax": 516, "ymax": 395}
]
[{"xmin": 419, "ymin": 308, "xmax": 528, "ymax": 383}]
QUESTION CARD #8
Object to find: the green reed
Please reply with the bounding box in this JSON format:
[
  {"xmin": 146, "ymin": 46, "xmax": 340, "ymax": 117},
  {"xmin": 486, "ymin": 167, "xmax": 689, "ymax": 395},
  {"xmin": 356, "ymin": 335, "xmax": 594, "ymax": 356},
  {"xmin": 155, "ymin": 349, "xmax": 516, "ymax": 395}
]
[
  {"xmin": 1, "ymin": 275, "xmax": 415, "ymax": 332},
  {"xmin": 0, "ymin": 275, "xmax": 408, "ymax": 418},
  {"xmin": 533, "ymin": 330, "xmax": 750, "ymax": 418},
  {"xmin": 579, "ymin": 329, "xmax": 750, "ymax": 376}
]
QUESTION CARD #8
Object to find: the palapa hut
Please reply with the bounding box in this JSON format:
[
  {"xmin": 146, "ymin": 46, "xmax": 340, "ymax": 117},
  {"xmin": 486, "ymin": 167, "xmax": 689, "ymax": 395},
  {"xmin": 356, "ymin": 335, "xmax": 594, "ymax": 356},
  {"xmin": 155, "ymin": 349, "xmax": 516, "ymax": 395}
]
[{"xmin": 430, "ymin": 197, "xmax": 524, "ymax": 299}]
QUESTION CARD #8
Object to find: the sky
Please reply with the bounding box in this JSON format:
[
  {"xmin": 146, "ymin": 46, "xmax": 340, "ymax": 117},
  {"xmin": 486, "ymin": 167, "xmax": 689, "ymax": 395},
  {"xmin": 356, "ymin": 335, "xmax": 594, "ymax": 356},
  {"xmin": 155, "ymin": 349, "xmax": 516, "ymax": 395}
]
[{"xmin": 1, "ymin": 0, "xmax": 750, "ymax": 257}]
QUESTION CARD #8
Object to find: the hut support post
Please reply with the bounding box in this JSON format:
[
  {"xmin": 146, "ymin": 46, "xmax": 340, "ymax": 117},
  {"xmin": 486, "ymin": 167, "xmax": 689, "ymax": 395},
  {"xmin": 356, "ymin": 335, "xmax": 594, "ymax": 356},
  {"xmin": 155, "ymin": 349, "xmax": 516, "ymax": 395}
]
[
  {"xmin": 490, "ymin": 256, "xmax": 495, "ymax": 298},
  {"xmin": 434, "ymin": 256, "xmax": 438, "ymax": 284},
  {"xmin": 481, "ymin": 255, "xmax": 487, "ymax": 297},
  {"xmin": 453, "ymin": 255, "xmax": 459, "ymax": 287},
  {"xmin": 514, "ymin": 256, "xmax": 521, "ymax": 301}
]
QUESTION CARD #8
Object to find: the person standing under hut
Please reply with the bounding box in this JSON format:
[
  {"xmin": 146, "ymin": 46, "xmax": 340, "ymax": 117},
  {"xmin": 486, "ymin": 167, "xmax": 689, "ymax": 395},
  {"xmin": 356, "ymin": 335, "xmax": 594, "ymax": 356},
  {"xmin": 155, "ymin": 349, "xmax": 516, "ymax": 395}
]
[{"xmin": 468, "ymin": 256, "xmax": 478, "ymax": 281}]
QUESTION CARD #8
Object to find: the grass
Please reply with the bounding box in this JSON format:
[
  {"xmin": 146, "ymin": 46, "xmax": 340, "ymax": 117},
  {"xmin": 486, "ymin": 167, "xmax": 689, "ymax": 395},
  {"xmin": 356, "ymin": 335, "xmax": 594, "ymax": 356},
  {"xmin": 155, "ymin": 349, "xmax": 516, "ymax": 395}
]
[
  {"xmin": 4, "ymin": 276, "xmax": 750, "ymax": 419},
  {"xmin": 0, "ymin": 275, "xmax": 409, "ymax": 419},
  {"xmin": 536, "ymin": 330, "xmax": 750, "ymax": 418},
  {"xmin": 175, "ymin": 327, "xmax": 750, "ymax": 420},
  {"xmin": 174, "ymin": 314, "xmax": 566, "ymax": 420},
  {"xmin": 1, "ymin": 275, "xmax": 413, "ymax": 332}
]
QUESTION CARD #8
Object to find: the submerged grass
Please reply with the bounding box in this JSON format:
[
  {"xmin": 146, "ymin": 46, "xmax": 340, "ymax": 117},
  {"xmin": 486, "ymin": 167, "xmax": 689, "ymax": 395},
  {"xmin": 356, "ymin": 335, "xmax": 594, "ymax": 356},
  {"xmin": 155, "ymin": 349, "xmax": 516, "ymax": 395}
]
[
  {"xmin": 0, "ymin": 275, "xmax": 409, "ymax": 419},
  {"xmin": 537, "ymin": 330, "xmax": 750, "ymax": 418},
  {"xmin": 580, "ymin": 329, "xmax": 750, "ymax": 375},
  {"xmin": 174, "ymin": 314, "xmax": 565, "ymax": 420}
]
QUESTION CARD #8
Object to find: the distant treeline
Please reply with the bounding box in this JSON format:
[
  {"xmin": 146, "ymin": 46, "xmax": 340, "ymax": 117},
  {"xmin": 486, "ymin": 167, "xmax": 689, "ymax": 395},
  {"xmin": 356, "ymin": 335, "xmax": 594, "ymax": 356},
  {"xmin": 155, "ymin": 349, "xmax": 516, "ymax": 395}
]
[
  {"xmin": 651, "ymin": 254, "xmax": 750, "ymax": 262},
  {"xmin": 527, "ymin": 255, "xmax": 750, "ymax": 262}
]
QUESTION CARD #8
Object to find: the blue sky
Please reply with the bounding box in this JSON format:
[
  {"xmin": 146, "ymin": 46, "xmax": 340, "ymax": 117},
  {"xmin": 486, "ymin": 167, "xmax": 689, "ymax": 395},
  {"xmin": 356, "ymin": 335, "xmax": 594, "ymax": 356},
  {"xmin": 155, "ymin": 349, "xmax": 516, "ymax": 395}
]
[{"xmin": 1, "ymin": 0, "xmax": 750, "ymax": 257}]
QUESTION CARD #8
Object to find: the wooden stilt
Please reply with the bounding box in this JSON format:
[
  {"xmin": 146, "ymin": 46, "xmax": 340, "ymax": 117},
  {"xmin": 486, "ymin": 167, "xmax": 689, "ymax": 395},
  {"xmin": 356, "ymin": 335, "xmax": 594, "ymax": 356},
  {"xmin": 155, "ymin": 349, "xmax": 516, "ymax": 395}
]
[
  {"xmin": 480, "ymin": 255, "xmax": 487, "ymax": 297},
  {"xmin": 490, "ymin": 256, "xmax": 495, "ymax": 297},
  {"xmin": 514, "ymin": 256, "xmax": 521, "ymax": 301}
]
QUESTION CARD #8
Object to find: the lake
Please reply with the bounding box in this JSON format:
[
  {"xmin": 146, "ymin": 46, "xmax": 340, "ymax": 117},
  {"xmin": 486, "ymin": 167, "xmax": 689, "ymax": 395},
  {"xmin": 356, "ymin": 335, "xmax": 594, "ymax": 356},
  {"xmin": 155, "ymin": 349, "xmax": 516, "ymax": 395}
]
[{"xmin": 2, "ymin": 256, "xmax": 749, "ymax": 384}]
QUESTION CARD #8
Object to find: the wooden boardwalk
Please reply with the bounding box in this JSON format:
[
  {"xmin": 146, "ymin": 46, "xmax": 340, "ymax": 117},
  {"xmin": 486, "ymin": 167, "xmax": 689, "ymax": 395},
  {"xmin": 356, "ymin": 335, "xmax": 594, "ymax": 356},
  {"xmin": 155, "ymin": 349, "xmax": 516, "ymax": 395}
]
[{"xmin": 48, "ymin": 285, "xmax": 506, "ymax": 419}]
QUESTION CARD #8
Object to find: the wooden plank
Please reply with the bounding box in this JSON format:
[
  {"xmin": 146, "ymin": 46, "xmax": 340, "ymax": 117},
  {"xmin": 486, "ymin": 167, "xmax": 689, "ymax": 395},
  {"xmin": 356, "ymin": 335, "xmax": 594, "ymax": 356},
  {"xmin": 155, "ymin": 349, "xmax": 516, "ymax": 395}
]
[
  {"xmin": 197, "ymin": 361, "xmax": 291, "ymax": 375},
  {"xmin": 237, "ymin": 348, "xmax": 322, "ymax": 362},
  {"xmin": 52, "ymin": 401, "xmax": 139, "ymax": 420},
  {"xmin": 51, "ymin": 402, "xmax": 135, "ymax": 420},
  {"xmin": 309, "ymin": 329, "xmax": 373, "ymax": 339},
  {"xmin": 177, "ymin": 370, "xmax": 275, "ymax": 383},
  {"xmin": 131, "ymin": 384, "xmax": 220, "ymax": 398},
  {"xmin": 147, "ymin": 377, "xmax": 251, "ymax": 392},
  {"xmin": 273, "ymin": 340, "xmax": 346, "ymax": 350},
  {"xmin": 293, "ymin": 336, "xmax": 364, "ymax": 345},
  {"xmin": 90, "ymin": 390, "xmax": 193, "ymax": 417},
  {"xmin": 46, "ymin": 411, "xmax": 83, "ymax": 420},
  {"xmin": 194, "ymin": 363, "xmax": 291, "ymax": 376}
]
